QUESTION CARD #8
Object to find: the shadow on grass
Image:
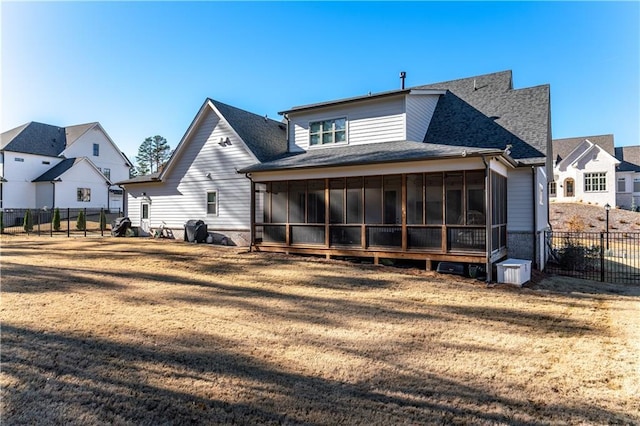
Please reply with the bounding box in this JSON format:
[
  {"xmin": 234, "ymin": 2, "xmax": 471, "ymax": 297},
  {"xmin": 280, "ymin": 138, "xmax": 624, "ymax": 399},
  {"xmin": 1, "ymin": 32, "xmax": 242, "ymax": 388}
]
[{"xmin": 2, "ymin": 324, "xmax": 634, "ymax": 425}]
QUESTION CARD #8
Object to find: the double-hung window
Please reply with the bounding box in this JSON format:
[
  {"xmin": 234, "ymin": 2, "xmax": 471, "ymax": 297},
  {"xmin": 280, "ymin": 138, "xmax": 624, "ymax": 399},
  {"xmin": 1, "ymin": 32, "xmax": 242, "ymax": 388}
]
[
  {"xmin": 309, "ymin": 117, "xmax": 346, "ymax": 146},
  {"xmin": 584, "ymin": 172, "xmax": 606, "ymax": 192},
  {"xmin": 93, "ymin": 143, "xmax": 100, "ymax": 156},
  {"xmin": 634, "ymin": 178, "xmax": 640, "ymax": 193},
  {"xmin": 549, "ymin": 181, "xmax": 557, "ymax": 197},
  {"xmin": 617, "ymin": 177, "xmax": 626, "ymax": 192},
  {"xmin": 207, "ymin": 191, "xmax": 218, "ymax": 215},
  {"xmin": 77, "ymin": 188, "xmax": 91, "ymax": 202}
]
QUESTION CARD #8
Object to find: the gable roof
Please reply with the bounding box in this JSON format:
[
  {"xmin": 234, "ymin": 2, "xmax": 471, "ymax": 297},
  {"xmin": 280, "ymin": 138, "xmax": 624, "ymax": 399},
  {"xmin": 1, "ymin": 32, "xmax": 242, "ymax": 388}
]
[
  {"xmin": 65, "ymin": 123, "xmax": 97, "ymax": 147},
  {"xmin": 417, "ymin": 70, "xmax": 550, "ymax": 166},
  {"xmin": 615, "ymin": 146, "xmax": 640, "ymax": 172},
  {"xmin": 1, "ymin": 122, "xmax": 67, "ymax": 156},
  {"xmin": 241, "ymin": 140, "xmax": 512, "ymax": 173},
  {"xmin": 32, "ymin": 157, "xmax": 110, "ymax": 183},
  {"xmin": 552, "ymin": 134, "xmax": 615, "ymax": 163},
  {"xmin": 209, "ymin": 99, "xmax": 287, "ymax": 163}
]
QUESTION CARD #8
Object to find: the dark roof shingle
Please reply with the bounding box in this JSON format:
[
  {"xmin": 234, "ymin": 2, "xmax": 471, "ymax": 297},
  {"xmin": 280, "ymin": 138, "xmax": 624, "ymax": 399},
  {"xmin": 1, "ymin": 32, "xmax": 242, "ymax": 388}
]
[
  {"xmin": 552, "ymin": 134, "xmax": 615, "ymax": 163},
  {"xmin": 615, "ymin": 146, "xmax": 640, "ymax": 172},
  {"xmin": 1, "ymin": 122, "xmax": 67, "ymax": 156}
]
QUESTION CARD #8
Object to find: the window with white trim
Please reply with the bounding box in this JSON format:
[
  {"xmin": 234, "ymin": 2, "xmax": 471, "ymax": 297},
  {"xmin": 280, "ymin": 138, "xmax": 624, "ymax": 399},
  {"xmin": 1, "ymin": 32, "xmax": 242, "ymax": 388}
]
[
  {"xmin": 103, "ymin": 168, "xmax": 111, "ymax": 180},
  {"xmin": 207, "ymin": 191, "xmax": 218, "ymax": 215},
  {"xmin": 77, "ymin": 188, "xmax": 91, "ymax": 202},
  {"xmin": 309, "ymin": 117, "xmax": 346, "ymax": 146},
  {"xmin": 584, "ymin": 172, "xmax": 606, "ymax": 192},
  {"xmin": 634, "ymin": 178, "xmax": 640, "ymax": 193},
  {"xmin": 617, "ymin": 177, "xmax": 626, "ymax": 192},
  {"xmin": 549, "ymin": 181, "xmax": 556, "ymax": 197},
  {"xmin": 93, "ymin": 143, "xmax": 99, "ymax": 156}
]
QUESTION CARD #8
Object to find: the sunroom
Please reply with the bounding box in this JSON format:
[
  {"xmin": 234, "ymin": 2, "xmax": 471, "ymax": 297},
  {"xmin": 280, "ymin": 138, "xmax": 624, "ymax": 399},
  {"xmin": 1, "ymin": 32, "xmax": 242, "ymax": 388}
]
[{"xmin": 242, "ymin": 141, "xmax": 514, "ymax": 275}]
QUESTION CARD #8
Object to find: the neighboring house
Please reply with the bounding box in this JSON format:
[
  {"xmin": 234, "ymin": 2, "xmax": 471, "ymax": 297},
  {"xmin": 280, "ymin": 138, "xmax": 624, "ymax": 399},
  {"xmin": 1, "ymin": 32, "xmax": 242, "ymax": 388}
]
[
  {"xmin": 614, "ymin": 145, "xmax": 640, "ymax": 210},
  {"xmin": 551, "ymin": 135, "xmax": 640, "ymax": 210},
  {"xmin": 0, "ymin": 122, "xmax": 131, "ymax": 211},
  {"xmin": 240, "ymin": 70, "xmax": 552, "ymax": 277},
  {"xmin": 116, "ymin": 98, "xmax": 287, "ymax": 243}
]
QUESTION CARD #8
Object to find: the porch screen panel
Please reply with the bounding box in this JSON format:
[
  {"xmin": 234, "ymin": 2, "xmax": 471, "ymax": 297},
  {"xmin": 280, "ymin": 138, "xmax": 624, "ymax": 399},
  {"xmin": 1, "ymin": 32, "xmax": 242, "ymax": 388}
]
[
  {"xmin": 406, "ymin": 174, "xmax": 424, "ymax": 225},
  {"xmin": 491, "ymin": 172, "xmax": 507, "ymax": 251},
  {"xmin": 425, "ymin": 173, "xmax": 443, "ymax": 224},
  {"xmin": 364, "ymin": 176, "xmax": 382, "ymax": 224},
  {"xmin": 445, "ymin": 172, "xmax": 463, "ymax": 224},
  {"xmin": 271, "ymin": 182, "xmax": 287, "ymax": 223},
  {"xmin": 383, "ymin": 175, "xmax": 401, "ymax": 224},
  {"xmin": 466, "ymin": 171, "xmax": 485, "ymax": 224},
  {"xmin": 329, "ymin": 179, "xmax": 344, "ymax": 224},
  {"xmin": 346, "ymin": 177, "xmax": 363, "ymax": 223},
  {"xmin": 307, "ymin": 179, "xmax": 325, "ymax": 224},
  {"xmin": 288, "ymin": 181, "xmax": 306, "ymax": 223}
]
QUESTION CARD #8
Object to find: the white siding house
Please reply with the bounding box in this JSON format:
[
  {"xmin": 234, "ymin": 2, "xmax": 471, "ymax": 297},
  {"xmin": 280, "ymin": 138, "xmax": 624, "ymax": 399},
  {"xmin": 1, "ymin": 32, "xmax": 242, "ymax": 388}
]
[
  {"xmin": 241, "ymin": 70, "xmax": 552, "ymax": 278},
  {"xmin": 117, "ymin": 98, "xmax": 287, "ymax": 243},
  {"xmin": 0, "ymin": 122, "xmax": 131, "ymax": 211}
]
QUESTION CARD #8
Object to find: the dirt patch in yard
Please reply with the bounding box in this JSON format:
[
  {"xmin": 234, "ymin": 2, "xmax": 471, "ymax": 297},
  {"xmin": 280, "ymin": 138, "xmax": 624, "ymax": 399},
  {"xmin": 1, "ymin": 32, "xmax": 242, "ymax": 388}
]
[{"xmin": 1, "ymin": 236, "xmax": 639, "ymax": 425}]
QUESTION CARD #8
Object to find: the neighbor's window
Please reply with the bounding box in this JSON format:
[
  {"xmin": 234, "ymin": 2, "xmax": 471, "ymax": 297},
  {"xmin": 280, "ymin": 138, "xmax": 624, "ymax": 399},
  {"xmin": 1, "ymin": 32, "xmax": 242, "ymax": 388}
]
[
  {"xmin": 634, "ymin": 178, "xmax": 640, "ymax": 193},
  {"xmin": 207, "ymin": 191, "xmax": 218, "ymax": 215},
  {"xmin": 549, "ymin": 181, "xmax": 557, "ymax": 197},
  {"xmin": 103, "ymin": 168, "xmax": 111, "ymax": 180},
  {"xmin": 309, "ymin": 117, "xmax": 346, "ymax": 146},
  {"xmin": 617, "ymin": 177, "xmax": 626, "ymax": 192},
  {"xmin": 77, "ymin": 188, "xmax": 91, "ymax": 202},
  {"xmin": 584, "ymin": 172, "xmax": 606, "ymax": 192},
  {"xmin": 14, "ymin": 157, "xmax": 24, "ymax": 162},
  {"xmin": 42, "ymin": 160, "xmax": 50, "ymax": 165},
  {"xmin": 93, "ymin": 143, "xmax": 99, "ymax": 156}
]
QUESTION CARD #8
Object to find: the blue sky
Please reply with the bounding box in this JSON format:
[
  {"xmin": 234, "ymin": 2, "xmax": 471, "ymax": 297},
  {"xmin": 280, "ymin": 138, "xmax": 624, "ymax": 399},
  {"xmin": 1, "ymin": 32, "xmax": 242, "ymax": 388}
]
[{"xmin": 2, "ymin": 1, "xmax": 638, "ymax": 162}]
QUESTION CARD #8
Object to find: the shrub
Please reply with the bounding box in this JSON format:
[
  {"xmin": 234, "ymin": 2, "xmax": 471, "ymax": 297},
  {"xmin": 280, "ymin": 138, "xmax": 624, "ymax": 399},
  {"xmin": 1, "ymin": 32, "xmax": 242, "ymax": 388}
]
[
  {"xmin": 76, "ymin": 210, "xmax": 86, "ymax": 231},
  {"xmin": 23, "ymin": 209, "xmax": 33, "ymax": 232},
  {"xmin": 567, "ymin": 215, "xmax": 586, "ymax": 232},
  {"xmin": 52, "ymin": 208, "xmax": 61, "ymax": 232},
  {"xmin": 99, "ymin": 209, "xmax": 107, "ymax": 231}
]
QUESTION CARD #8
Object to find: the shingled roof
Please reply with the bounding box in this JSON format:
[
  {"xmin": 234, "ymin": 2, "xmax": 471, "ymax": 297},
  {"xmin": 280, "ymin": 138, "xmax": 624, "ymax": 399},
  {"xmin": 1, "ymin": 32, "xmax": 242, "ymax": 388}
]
[
  {"xmin": 552, "ymin": 134, "xmax": 615, "ymax": 164},
  {"xmin": 615, "ymin": 146, "xmax": 640, "ymax": 172},
  {"xmin": 210, "ymin": 99, "xmax": 287, "ymax": 163},
  {"xmin": 1, "ymin": 122, "xmax": 67, "ymax": 156},
  {"xmin": 417, "ymin": 70, "xmax": 550, "ymax": 166}
]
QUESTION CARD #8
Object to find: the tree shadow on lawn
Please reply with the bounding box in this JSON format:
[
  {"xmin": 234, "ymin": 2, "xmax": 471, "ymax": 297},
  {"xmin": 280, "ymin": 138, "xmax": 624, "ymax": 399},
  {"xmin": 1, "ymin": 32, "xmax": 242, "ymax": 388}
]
[{"xmin": 2, "ymin": 324, "xmax": 633, "ymax": 425}]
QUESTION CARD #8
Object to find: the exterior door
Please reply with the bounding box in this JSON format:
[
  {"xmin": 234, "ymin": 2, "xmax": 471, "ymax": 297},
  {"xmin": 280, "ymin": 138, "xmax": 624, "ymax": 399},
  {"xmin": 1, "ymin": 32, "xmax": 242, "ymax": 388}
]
[{"xmin": 141, "ymin": 202, "xmax": 150, "ymax": 235}]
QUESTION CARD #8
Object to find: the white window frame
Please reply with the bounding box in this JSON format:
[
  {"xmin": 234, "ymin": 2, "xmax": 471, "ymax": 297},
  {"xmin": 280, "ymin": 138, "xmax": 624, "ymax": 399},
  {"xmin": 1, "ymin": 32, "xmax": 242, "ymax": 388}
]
[
  {"xmin": 93, "ymin": 143, "xmax": 99, "ymax": 156},
  {"xmin": 634, "ymin": 177, "xmax": 640, "ymax": 193},
  {"xmin": 584, "ymin": 172, "xmax": 607, "ymax": 192},
  {"xmin": 206, "ymin": 191, "xmax": 218, "ymax": 216},
  {"xmin": 308, "ymin": 117, "xmax": 347, "ymax": 147},
  {"xmin": 77, "ymin": 188, "xmax": 91, "ymax": 202},
  {"xmin": 617, "ymin": 177, "xmax": 626, "ymax": 193},
  {"xmin": 549, "ymin": 181, "xmax": 556, "ymax": 197},
  {"xmin": 103, "ymin": 168, "xmax": 111, "ymax": 180}
]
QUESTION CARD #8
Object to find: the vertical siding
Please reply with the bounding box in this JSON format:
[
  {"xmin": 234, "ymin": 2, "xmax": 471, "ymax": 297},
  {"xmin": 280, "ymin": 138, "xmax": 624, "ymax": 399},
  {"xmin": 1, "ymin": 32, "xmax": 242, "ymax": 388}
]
[
  {"xmin": 124, "ymin": 108, "xmax": 256, "ymax": 232},
  {"xmin": 289, "ymin": 96, "xmax": 406, "ymax": 151},
  {"xmin": 405, "ymin": 94, "xmax": 439, "ymax": 142},
  {"xmin": 507, "ymin": 168, "xmax": 533, "ymax": 231}
]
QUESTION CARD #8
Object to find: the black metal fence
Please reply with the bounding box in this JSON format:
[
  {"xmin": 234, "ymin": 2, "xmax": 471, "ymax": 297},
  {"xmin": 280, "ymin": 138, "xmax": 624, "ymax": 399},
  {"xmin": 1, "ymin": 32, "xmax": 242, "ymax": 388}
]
[
  {"xmin": 546, "ymin": 231, "xmax": 640, "ymax": 284},
  {"xmin": 0, "ymin": 208, "xmax": 122, "ymax": 237}
]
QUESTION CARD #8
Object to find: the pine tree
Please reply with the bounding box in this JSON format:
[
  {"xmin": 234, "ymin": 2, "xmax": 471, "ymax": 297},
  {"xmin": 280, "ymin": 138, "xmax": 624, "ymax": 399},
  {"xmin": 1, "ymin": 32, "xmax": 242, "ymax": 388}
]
[
  {"xmin": 76, "ymin": 210, "xmax": 86, "ymax": 231},
  {"xmin": 135, "ymin": 135, "xmax": 171, "ymax": 175},
  {"xmin": 53, "ymin": 208, "xmax": 61, "ymax": 231},
  {"xmin": 23, "ymin": 209, "xmax": 33, "ymax": 233}
]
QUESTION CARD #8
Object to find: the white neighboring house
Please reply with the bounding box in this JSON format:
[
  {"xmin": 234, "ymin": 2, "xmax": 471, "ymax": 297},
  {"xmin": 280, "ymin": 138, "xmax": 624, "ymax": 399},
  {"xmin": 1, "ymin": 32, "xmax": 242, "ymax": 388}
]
[
  {"xmin": 614, "ymin": 145, "xmax": 640, "ymax": 210},
  {"xmin": 551, "ymin": 135, "xmax": 640, "ymax": 210},
  {"xmin": 116, "ymin": 98, "xmax": 287, "ymax": 243},
  {"xmin": 1, "ymin": 122, "xmax": 131, "ymax": 211}
]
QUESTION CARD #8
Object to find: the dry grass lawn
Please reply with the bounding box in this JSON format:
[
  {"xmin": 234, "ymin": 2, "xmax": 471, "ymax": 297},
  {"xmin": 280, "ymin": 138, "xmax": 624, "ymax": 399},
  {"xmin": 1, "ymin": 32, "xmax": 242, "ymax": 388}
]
[{"xmin": 1, "ymin": 236, "xmax": 639, "ymax": 425}]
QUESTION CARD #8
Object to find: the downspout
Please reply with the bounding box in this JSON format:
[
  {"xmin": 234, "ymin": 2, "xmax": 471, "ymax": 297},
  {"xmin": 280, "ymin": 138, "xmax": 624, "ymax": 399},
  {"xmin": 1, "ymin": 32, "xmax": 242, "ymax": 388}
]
[
  {"xmin": 245, "ymin": 173, "xmax": 255, "ymax": 252},
  {"xmin": 532, "ymin": 166, "xmax": 538, "ymax": 270},
  {"xmin": 482, "ymin": 154, "xmax": 492, "ymax": 283}
]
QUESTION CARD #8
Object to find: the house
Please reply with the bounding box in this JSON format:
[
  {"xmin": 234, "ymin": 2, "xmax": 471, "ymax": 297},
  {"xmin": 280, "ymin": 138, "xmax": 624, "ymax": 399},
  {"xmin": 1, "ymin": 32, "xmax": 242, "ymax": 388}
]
[
  {"xmin": 614, "ymin": 145, "xmax": 640, "ymax": 210},
  {"xmin": 240, "ymin": 70, "xmax": 552, "ymax": 278},
  {"xmin": 116, "ymin": 98, "xmax": 287, "ymax": 242},
  {"xmin": 0, "ymin": 122, "xmax": 131, "ymax": 211},
  {"xmin": 551, "ymin": 134, "xmax": 640, "ymax": 210}
]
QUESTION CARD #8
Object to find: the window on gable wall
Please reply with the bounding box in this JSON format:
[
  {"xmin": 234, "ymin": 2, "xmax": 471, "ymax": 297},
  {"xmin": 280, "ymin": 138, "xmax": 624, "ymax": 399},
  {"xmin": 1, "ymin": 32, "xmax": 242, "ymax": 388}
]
[
  {"xmin": 207, "ymin": 191, "xmax": 218, "ymax": 215},
  {"xmin": 93, "ymin": 143, "xmax": 99, "ymax": 156},
  {"xmin": 77, "ymin": 188, "xmax": 91, "ymax": 202},
  {"xmin": 309, "ymin": 117, "xmax": 346, "ymax": 146},
  {"xmin": 584, "ymin": 172, "xmax": 606, "ymax": 192}
]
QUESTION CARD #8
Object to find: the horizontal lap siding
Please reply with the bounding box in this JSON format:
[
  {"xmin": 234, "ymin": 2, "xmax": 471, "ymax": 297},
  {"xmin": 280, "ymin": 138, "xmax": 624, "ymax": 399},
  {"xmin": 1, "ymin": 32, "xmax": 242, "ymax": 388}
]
[
  {"xmin": 507, "ymin": 168, "xmax": 533, "ymax": 231},
  {"xmin": 126, "ymin": 109, "xmax": 255, "ymax": 231},
  {"xmin": 290, "ymin": 97, "xmax": 405, "ymax": 151},
  {"xmin": 406, "ymin": 95, "xmax": 439, "ymax": 142}
]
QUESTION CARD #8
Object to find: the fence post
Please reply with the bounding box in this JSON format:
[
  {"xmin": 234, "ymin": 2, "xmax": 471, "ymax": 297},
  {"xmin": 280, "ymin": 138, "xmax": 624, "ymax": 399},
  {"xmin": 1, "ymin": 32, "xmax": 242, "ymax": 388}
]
[
  {"xmin": 600, "ymin": 232, "xmax": 605, "ymax": 282},
  {"xmin": 100, "ymin": 208, "xmax": 104, "ymax": 237},
  {"xmin": 37, "ymin": 210, "xmax": 41, "ymax": 236},
  {"xmin": 67, "ymin": 208, "xmax": 70, "ymax": 237},
  {"xmin": 84, "ymin": 208, "xmax": 87, "ymax": 237}
]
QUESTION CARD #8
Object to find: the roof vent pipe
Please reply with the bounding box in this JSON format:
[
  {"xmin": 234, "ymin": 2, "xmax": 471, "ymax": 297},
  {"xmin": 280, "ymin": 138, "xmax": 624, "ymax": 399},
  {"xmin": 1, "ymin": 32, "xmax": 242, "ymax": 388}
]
[{"xmin": 400, "ymin": 71, "xmax": 406, "ymax": 89}]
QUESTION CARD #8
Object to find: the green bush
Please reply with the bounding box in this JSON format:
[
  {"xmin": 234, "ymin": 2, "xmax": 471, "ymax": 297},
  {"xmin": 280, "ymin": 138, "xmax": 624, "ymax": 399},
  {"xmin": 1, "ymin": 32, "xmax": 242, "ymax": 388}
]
[
  {"xmin": 99, "ymin": 209, "xmax": 107, "ymax": 231},
  {"xmin": 23, "ymin": 209, "xmax": 33, "ymax": 232},
  {"xmin": 76, "ymin": 210, "xmax": 86, "ymax": 231},
  {"xmin": 52, "ymin": 208, "xmax": 61, "ymax": 231}
]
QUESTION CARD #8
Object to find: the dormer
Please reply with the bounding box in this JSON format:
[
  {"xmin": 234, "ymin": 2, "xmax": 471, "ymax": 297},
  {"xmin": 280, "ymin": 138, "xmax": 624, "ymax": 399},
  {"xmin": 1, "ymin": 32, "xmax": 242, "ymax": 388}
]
[{"xmin": 280, "ymin": 89, "xmax": 446, "ymax": 153}]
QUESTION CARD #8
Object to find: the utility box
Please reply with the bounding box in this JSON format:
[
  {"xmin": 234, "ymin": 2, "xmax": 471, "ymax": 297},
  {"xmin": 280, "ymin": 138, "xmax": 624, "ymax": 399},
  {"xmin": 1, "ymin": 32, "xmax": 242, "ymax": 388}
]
[{"xmin": 496, "ymin": 259, "xmax": 531, "ymax": 286}]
